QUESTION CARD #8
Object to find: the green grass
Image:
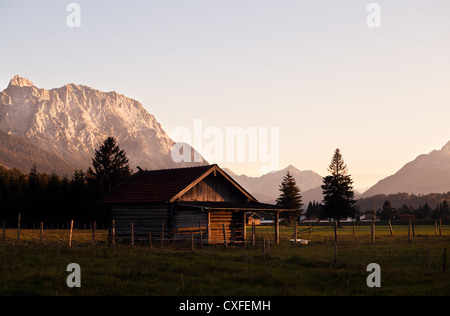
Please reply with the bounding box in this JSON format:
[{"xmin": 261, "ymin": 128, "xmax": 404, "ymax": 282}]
[{"xmin": 0, "ymin": 225, "xmax": 449, "ymax": 296}]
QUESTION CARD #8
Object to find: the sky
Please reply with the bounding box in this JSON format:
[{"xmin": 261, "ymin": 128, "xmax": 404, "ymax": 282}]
[{"xmin": 1, "ymin": 0, "xmax": 450, "ymax": 191}]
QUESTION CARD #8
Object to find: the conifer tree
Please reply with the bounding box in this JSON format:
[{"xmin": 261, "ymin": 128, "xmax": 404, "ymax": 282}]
[
  {"xmin": 276, "ymin": 171, "xmax": 303, "ymax": 225},
  {"xmin": 321, "ymin": 149, "xmax": 356, "ymax": 225},
  {"xmin": 88, "ymin": 137, "xmax": 132, "ymax": 194}
]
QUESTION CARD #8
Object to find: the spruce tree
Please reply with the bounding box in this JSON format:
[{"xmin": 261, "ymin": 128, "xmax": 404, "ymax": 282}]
[
  {"xmin": 321, "ymin": 149, "xmax": 356, "ymax": 225},
  {"xmin": 381, "ymin": 200, "xmax": 394, "ymax": 220},
  {"xmin": 88, "ymin": 137, "xmax": 132, "ymax": 195},
  {"xmin": 276, "ymin": 171, "xmax": 303, "ymax": 225}
]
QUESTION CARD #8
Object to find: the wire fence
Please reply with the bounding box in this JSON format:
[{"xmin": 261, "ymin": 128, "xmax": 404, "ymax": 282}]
[{"xmin": 1, "ymin": 217, "xmax": 449, "ymax": 251}]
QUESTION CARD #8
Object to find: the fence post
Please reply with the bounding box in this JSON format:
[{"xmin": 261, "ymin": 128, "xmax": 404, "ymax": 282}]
[
  {"xmin": 69, "ymin": 220, "xmax": 74, "ymax": 247},
  {"xmin": 294, "ymin": 221, "xmax": 298, "ymax": 244},
  {"xmin": 111, "ymin": 220, "xmax": 116, "ymax": 247},
  {"xmin": 17, "ymin": 214, "xmax": 21, "ymax": 242},
  {"xmin": 149, "ymin": 233, "xmax": 153, "ymax": 251},
  {"xmin": 371, "ymin": 220, "xmax": 375, "ymax": 245},
  {"xmin": 275, "ymin": 212, "xmax": 280, "ymax": 245},
  {"xmin": 440, "ymin": 219, "xmax": 442, "ymax": 238},
  {"xmin": 223, "ymin": 224, "xmax": 228, "ymax": 248},
  {"xmin": 199, "ymin": 220, "xmax": 203, "ymax": 249},
  {"xmin": 263, "ymin": 238, "xmax": 267, "ymax": 259},
  {"xmin": 334, "ymin": 241, "xmax": 338, "ymax": 263},
  {"xmin": 131, "ymin": 222, "xmax": 135, "ymax": 248},
  {"xmin": 191, "ymin": 232, "xmax": 195, "ymax": 254},
  {"xmin": 334, "ymin": 220, "xmax": 338, "ymax": 244},
  {"xmin": 40, "ymin": 222, "xmax": 44, "ymax": 241},
  {"xmin": 252, "ymin": 222, "xmax": 256, "ymax": 248},
  {"xmin": 408, "ymin": 220, "xmax": 412, "ymax": 243},
  {"xmin": 242, "ymin": 213, "xmax": 247, "ymax": 246},
  {"xmin": 161, "ymin": 220, "xmax": 165, "ymax": 249},
  {"xmin": 92, "ymin": 221, "xmax": 96, "ymax": 247},
  {"xmin": 389, "ymin": 220, "xmax": 394, "ymax": 237},
  {"xmin": 2, "ymin": 220, "xmax": 5, "ymax": 242}
]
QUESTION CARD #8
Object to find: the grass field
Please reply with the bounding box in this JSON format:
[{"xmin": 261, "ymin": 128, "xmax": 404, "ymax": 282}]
[{"xmin": 0, "ymin": 223, "xmax": 449, "ymax": 296}]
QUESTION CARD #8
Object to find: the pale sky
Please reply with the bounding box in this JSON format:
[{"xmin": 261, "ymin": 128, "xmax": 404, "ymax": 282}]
[{"xmin": 1, "ymin": 0, "xmax": 450, "ymax": 191}]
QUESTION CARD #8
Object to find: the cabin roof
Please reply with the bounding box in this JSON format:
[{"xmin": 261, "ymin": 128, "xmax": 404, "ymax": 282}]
[{"xmin": 100, "ymin": 164, "xmax": 258, "ymax": 204}]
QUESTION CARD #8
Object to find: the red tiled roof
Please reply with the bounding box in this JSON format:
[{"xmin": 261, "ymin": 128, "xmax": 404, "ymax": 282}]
[{"xmin": 100, "ymin": 165, "xmax": 215, "ymax": 204}]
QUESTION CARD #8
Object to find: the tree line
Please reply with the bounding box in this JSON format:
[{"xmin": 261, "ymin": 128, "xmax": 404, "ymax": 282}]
[
  {"xmin": 0, "ymin": 137, "xmax": 132, "ymax": 224},
  {"xmin": 276, "ymin": 148, "xmax": 450, "ymax": 224},
  {"xmin": 378, "ymin": 200, "xmax": 450, "ymax": 221}
]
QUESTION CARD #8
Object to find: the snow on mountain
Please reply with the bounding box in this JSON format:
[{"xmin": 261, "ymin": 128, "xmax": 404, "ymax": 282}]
[{"xmin": 0, "ymin": 75, "xmax": 206, "ymax": 173}]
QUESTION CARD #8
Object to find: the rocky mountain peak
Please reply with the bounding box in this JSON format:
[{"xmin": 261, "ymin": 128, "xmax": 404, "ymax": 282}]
[
  {"xmin": 0, "ymin": 76, "xmax": 207, "ymax": 174},
  {"xmin": 442, "ymin": 141, "xmax": 450, "ymax": 153},
  {"xmin": 8, "ymin": 75, "xmax": 34, "ymax": 88}
]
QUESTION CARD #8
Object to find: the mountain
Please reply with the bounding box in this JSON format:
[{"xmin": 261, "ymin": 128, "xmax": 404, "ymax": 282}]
[
  {"xmin": 0, "ymin": 131, "xmax": 73, "ymax": 175},
  {"xmin": 361, "ymin": 141, "xmax": 450, "ymax": 198},
  {"xmin": 225, "ymin": 165, "xmax": 324, "ymax": 204},
  {"xmin": 0, "ymin": 75, "xmax": 206, "ymax": 174}
]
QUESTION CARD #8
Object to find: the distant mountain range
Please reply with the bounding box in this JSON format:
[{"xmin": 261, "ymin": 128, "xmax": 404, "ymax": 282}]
[
  {"xmin": 2, "ymin": 75, "xmax": 450, "ymax": 203},
  {"xmin": 361, "ymin": 141, "xmax": 450, "ymax": 198},
  {"xmin": 225, "ymin": 165, "xmax": 324, "ymax": 204},
  {"xmin": 228, "ymin": 140, "xmax": 450, "ymax": 206},
  {"xmin": 0, "ymin": 75, "xmax": 206, "ymax": 175}
]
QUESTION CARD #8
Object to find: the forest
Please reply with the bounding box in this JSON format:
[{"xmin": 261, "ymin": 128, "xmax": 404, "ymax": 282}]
[
  {"xmin": 0, "ymin": 165, "xmax": 99, "ymax": 224},
  {"xmin": 0, "ymin": 137, "xmax": 132, "ymax": 225}
]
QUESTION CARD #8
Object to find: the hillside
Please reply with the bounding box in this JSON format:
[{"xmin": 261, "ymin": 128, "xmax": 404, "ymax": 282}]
[
  {"xmin": 362, "ymin": 141, "xmax": 450, "ymax": 198},
  {"xmin": 0, "ymin": 75, "xmax": 206, "ymax": 174},
  {"xmin": 0, "ymin": 132, "xmax": 73, "ymax": 175},
  {"xmin": 356, "ymin": 192, "xmax": 450, "ymax": 212}
]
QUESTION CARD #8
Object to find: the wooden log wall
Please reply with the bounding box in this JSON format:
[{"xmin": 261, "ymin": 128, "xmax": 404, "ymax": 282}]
[
  {"xmin": 110, "ymin": 205, "xmax": 246, "ymax": 245},
  {"xmin": 111, "ymin": 205, "xmax": 170, "ymax": 242},
  {"xmin": 209, "ymin": 211, "xmax": 243, "ymax": 244},
  {"xmin": 172, "ymin": 208, "xmax": 208, "ymax": 242}
]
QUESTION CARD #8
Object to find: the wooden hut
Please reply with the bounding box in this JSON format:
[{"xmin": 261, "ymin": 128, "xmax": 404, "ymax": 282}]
[{"xmin": 100, "ymin": 164, "xmax": 289, "ymax": 244}]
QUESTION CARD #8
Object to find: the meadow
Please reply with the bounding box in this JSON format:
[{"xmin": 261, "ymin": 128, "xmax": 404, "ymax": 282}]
[{"xmin": 0, "ymin": 222, "xmax": 449, "ymax": 296}]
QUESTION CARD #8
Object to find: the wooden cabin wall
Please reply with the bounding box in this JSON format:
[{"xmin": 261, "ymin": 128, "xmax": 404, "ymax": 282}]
[
  {"xmin": 172, "ymin": 207, "xmax": 208, "ymax": 242},
  {"xmin": 110, "ymin": 205, "xmax": 247, "ymax": 244},
  {"xmin": 110, "ymin": 205, "xmax": 171, "ymax": 242},
  {"xmin": 177, "ymin": 173, "xmax": 249, "ymax": 203},
  {"xmin": 209, "ymin": 211, "xmax": 244, "ymax": 244}
]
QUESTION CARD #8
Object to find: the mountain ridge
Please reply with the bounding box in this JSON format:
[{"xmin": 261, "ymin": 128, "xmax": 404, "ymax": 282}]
[
  {"xmin": 225, "ymin": 165, "xmax": 324, "ymax": 204},
  {"xmin": 361, "ymin": 141, "xmax": 450, "ymax": 198},
  {"xmin": 0, "ymin": 75, "xmax": 206, "ymax": 174}
]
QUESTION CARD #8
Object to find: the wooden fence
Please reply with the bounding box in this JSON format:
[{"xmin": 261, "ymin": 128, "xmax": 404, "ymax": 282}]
[{"xmin": 1, "ymin": 215, "xmax": 449, "ymax": 249}]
